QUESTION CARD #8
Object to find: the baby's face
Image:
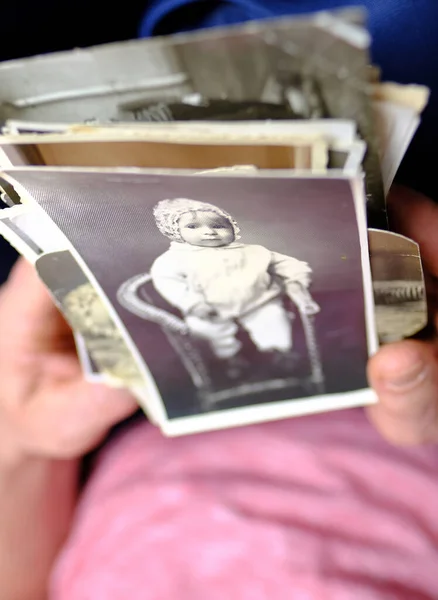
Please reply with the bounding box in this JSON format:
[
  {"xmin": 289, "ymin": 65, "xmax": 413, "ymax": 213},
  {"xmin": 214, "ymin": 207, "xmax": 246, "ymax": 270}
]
[{"xmin": 179, "ymin": 211, "xmax": 235, "ymax": 247}]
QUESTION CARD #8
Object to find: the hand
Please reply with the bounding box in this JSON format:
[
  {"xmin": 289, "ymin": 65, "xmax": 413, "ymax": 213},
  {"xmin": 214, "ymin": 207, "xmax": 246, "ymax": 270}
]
[
  {"xmin": 0, "ymin": 259, "xmax": 138, "ymax": 462},
  {"xmin": 188, "ymin": 302, "xmax": 218, "ymax": 319},
  {"xmin": 300, "ymin": 299, "xmax": 320, "ymax": 315},
  {"xmin": 367, "ymin": 186, "xmax": 438, "ymax": 445}
]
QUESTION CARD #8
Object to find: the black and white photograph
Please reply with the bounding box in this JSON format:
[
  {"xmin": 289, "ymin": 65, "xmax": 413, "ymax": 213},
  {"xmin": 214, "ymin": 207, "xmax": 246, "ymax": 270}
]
[
  {"xmin": 1, "ymin": 167, "xmax": 377, "ymax": 435},
  {"xmin": 0, "ymin": 9, "xmax": 371, "ymax": 127},
  {"xmin": 0, "ymin": 8, "xmax": 385, "ymax": 226},
  {"xmin": 369, "ymin": 229, "xmax": 427, "ymax": 343}
]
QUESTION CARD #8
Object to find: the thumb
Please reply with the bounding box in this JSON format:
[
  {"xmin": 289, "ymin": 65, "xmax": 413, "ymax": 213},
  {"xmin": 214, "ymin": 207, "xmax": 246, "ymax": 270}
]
[{"xmin": 367, "ymin": 340, "xmax": 438, "ymax": 445}]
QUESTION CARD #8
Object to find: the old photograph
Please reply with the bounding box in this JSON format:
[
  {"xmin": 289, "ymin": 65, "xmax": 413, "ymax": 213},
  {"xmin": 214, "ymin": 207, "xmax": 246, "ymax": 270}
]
[
  {"xmin": 0, "ymin": 138, "xmax": 327, "ymax": 172},
  {"xmin": 369, "ymin": 229, "xmax": 427, "ymax": 343},
  {"xmin": 34, "ymin": 250, "xmax": 144, "ymax": 388},
  {"xmin": 0, "ymin": 10, "xmax": 371, "ymax": 126},
  {"xmin": 1, "ymin": 167, "xmax": 377, "ymax": 434},
  {"xmin": 0, "ymin": 8, "xmax": 384, "ymax": 226},
  {"xmin": 0, "ymin": 119, "xmax": 356, "ymax": 171}
]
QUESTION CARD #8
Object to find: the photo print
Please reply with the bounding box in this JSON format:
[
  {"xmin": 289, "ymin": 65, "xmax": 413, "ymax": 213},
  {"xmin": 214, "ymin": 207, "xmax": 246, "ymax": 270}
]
[
  {"xmin": 369, "ymin": 229, "xmax": 427, "ymax": 343},
  {"xmin": 1, "ymin": 168, "xmax": 377, "ymax": 435},
  {"xmin": 0, "ymin": 8, "xmax": 385, "ymax": 226},
  {"xmin": 34, "ymin": 250, "xmax": 145, "ymax": 388}
]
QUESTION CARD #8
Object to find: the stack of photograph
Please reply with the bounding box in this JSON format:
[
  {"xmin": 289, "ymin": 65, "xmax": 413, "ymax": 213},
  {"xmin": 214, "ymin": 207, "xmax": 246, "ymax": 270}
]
[{"xmin": 0, "ymin": 8, "xmax": 430, "ymax": 436}]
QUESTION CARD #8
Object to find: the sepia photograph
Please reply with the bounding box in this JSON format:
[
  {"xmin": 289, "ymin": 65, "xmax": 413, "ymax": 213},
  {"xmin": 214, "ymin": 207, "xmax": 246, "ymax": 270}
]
[
  {"xmin": 1, "ymin": 167, "xmax": 376, "ymax": 434},
  {"xmin": 0, "ymin": 138, "xmax": 327, "ymax": 172},
  {"xmin": 0, "ymin": 118, "xmax": 356, "ymax": 170}
]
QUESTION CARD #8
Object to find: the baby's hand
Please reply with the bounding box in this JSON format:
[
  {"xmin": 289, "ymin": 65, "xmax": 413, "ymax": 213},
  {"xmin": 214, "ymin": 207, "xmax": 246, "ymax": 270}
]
[
  {"xmin": 299, "ymin": 300, "xmax": 320, "ymax": 315},
  {"xmin": 188, "ymin": 302, "xmax": 218, "ymax": 319}
]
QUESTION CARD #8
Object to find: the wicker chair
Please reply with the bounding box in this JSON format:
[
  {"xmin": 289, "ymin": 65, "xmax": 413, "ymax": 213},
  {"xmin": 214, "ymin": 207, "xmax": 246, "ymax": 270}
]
[{"xmin": 117, "ymin": 273, "xmax": 325, "ymax": 412}]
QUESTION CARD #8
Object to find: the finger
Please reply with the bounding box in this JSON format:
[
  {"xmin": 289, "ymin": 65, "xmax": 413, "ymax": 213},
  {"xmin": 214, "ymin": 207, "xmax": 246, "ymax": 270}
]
[
  {"xmin": 367, "ymin": 340, "xmax": 438, "ymax": 445},
  {"xmin": 0, "ymin": 258, "xmax": 73, "ymax": 353},
  {"xmin": 388, "ymin": 186, "xmax": 438, "ymax": 278}
]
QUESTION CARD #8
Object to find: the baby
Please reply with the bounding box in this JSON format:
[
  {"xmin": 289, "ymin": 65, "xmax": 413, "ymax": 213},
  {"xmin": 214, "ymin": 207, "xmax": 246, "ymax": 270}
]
[{"xmin": 151, "ymin": 198, "xmax": 320, "ymax": 367}]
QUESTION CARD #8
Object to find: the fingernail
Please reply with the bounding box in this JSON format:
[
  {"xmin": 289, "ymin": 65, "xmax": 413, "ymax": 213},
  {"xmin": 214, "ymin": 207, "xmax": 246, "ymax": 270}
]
[{"xmin": 383, "ymin": 359, "xmax": 428, "ymax": 391}]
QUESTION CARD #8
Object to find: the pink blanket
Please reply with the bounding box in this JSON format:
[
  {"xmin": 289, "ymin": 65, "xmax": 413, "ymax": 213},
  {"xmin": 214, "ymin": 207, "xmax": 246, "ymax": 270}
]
[{"xmin": 50, "ymin": 409, "xmax": 438, "ymax": 599}]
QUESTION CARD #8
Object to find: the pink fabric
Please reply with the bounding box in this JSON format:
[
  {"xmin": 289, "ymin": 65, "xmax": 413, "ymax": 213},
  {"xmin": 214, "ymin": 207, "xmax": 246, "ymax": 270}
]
[{"xmin": 50, "ymin": 409, "xmax": 438, "ymax": 600}]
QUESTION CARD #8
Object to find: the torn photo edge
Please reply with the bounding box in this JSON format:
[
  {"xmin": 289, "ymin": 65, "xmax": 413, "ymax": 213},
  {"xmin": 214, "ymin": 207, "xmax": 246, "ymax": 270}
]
[{"xmin": 0, "ymin": 166, "xmax": 378, "ymax": 436}]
